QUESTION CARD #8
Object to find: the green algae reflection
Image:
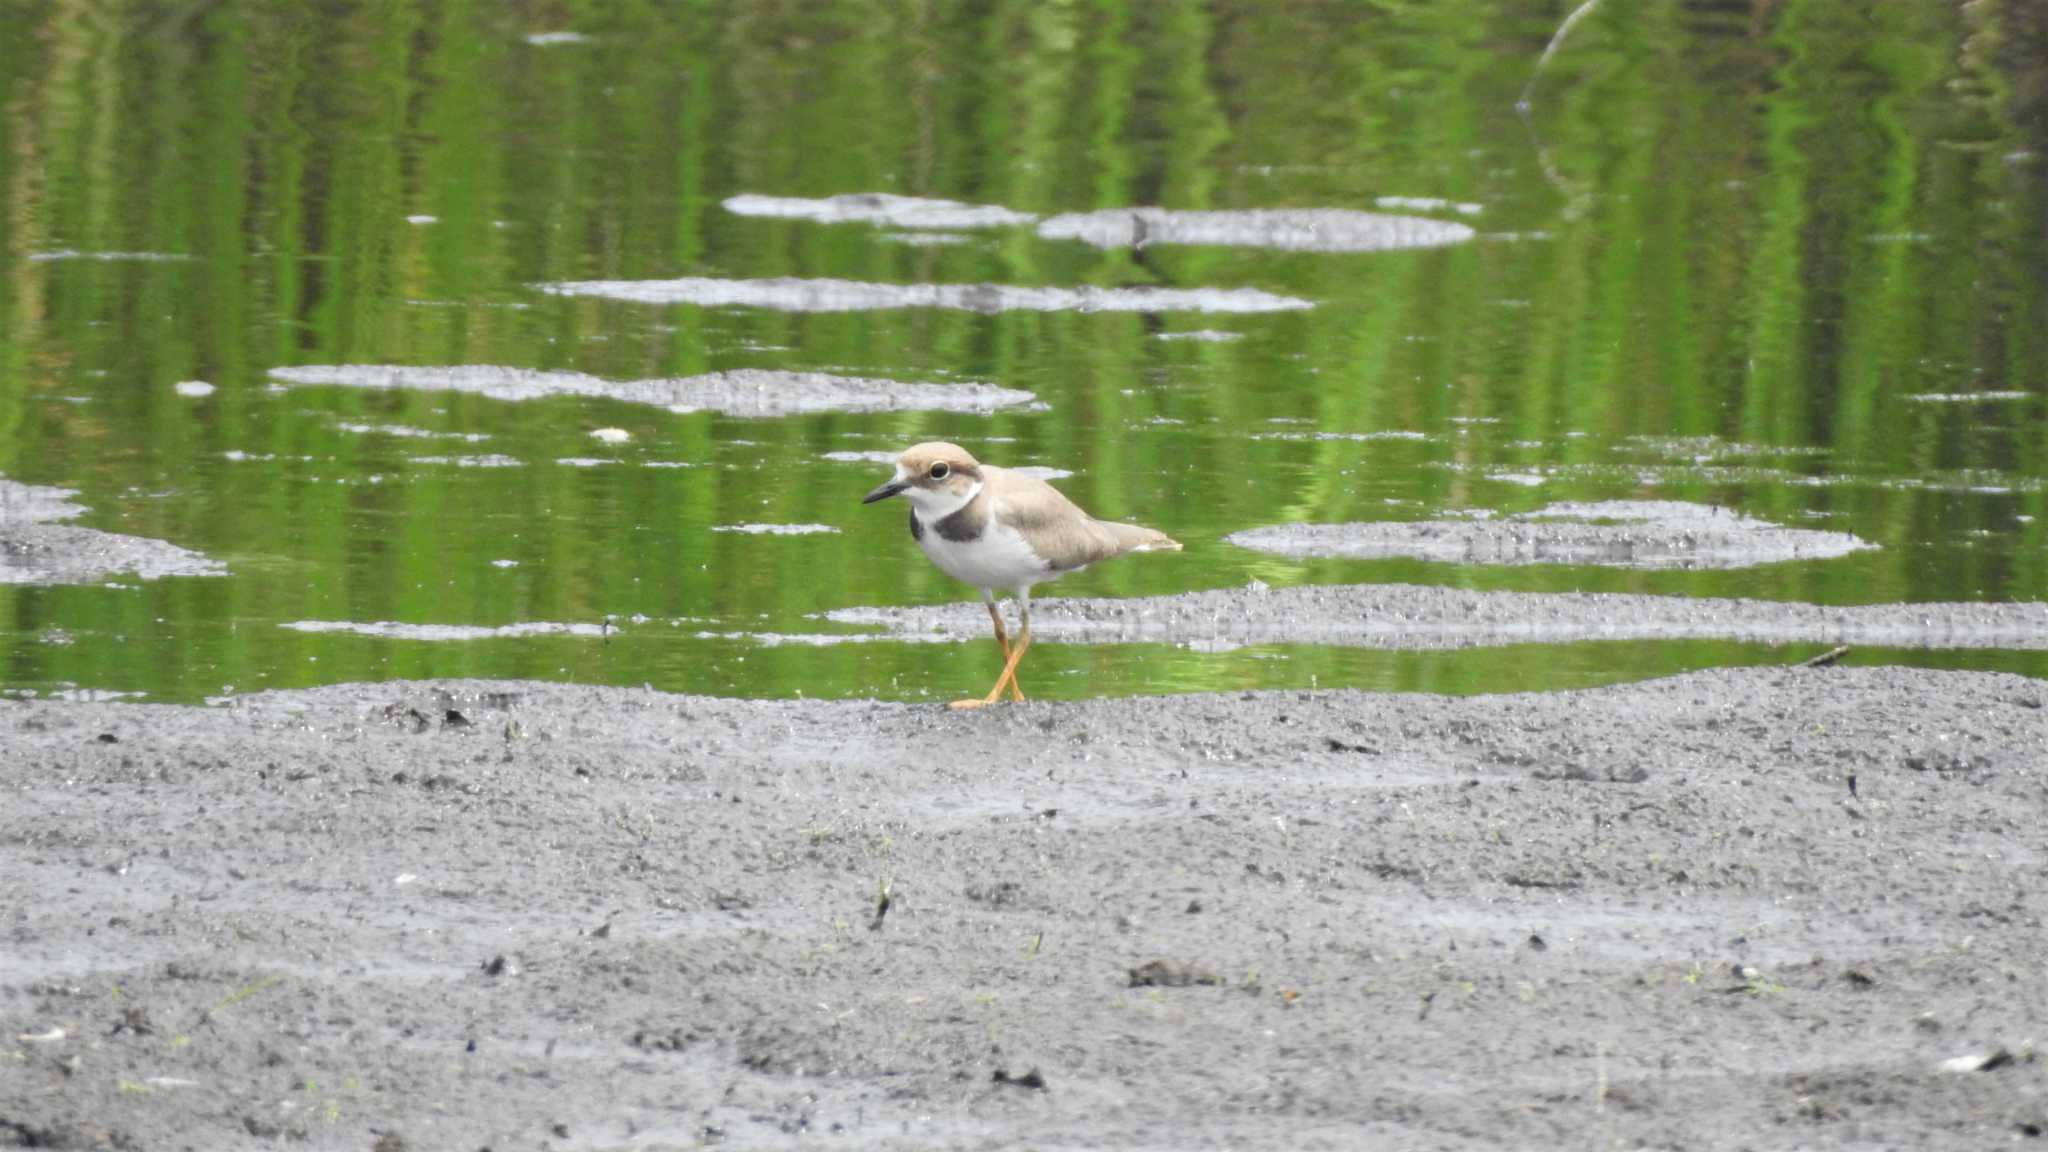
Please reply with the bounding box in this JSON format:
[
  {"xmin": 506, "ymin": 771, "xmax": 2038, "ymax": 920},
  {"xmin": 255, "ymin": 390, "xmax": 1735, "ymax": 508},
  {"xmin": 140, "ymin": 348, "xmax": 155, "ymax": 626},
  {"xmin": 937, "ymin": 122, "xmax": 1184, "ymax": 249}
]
[{"xmin": 0, "ymin": 1, "xmax": 2044, "ymax": 702}]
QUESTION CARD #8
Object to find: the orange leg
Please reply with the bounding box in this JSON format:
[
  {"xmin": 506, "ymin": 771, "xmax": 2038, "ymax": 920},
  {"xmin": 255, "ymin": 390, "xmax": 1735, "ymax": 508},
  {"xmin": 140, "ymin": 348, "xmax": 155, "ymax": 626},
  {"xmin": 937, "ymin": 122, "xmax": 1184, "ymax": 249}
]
[
  {"xmin": 951, "ymin": 601, "xmax": 1032, "ymax": 709},
  {"xmin": 983, "ymin": 600, "xmax": 1025, "ymax": 702}
]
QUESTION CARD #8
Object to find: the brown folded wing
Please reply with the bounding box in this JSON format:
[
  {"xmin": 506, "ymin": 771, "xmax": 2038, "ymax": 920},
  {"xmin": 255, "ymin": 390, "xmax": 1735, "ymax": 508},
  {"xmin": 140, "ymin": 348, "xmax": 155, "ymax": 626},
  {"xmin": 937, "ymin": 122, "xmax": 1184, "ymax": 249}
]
[{"xmin": 983, "ymin": 466, "xmax": 1182, "ymax": 572}]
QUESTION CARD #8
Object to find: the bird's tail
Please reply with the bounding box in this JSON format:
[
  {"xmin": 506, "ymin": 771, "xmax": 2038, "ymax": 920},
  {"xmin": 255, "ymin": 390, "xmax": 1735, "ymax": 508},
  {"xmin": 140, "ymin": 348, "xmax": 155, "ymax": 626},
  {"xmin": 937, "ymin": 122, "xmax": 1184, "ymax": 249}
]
[{"xmin": 1098, "ymin": 520, "xmax": 1182, "ymax": 554}]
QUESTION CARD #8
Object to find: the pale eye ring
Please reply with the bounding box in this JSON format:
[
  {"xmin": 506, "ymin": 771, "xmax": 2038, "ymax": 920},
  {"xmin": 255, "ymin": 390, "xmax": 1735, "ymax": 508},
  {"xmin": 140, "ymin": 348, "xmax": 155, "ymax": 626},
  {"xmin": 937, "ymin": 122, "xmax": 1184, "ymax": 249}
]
[{"xmin": 929, "ymin": 461, "xmax": 950, "ymax": 480}]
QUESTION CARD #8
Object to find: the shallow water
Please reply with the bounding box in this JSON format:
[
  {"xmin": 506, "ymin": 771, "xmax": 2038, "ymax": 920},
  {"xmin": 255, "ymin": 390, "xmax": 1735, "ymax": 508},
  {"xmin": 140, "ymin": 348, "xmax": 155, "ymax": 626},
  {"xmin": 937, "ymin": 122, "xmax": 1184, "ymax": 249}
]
[{"xmin": 0, "ymin": 2, "xmax": 2044, "ymax": 702}]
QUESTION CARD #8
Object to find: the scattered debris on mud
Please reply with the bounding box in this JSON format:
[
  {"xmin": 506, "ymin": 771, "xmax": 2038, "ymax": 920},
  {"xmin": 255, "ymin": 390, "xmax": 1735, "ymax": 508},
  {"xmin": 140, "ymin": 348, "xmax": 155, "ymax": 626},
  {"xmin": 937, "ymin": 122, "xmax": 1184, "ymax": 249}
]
[{"xmin": 1128, "ymin": 959, "xmax": 1224, "ymax": 988}]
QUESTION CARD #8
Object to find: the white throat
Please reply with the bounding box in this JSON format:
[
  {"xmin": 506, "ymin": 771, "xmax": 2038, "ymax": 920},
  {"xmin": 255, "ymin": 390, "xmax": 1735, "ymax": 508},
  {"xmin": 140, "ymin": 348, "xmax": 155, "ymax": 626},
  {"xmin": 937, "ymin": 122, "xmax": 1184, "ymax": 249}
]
[{"xmin": 905, "ymin": 477, "xmax": 983, "ymax": 521}]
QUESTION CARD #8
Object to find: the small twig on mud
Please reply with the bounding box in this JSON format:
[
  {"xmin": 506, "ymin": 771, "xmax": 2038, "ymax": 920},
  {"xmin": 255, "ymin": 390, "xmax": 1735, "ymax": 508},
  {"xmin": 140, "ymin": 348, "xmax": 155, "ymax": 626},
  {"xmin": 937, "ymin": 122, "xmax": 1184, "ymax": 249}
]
[
  {"xmin": 869, "ymin": 878, "xmax": 893, "ymax": 931},
  {"xmin": 1594, "ymin": 1042, "xmax": 1608, "ymax": 1114},
  {"xmin": 991, "ymin": 1067, "xmax": 1047, "ymax": 1091},
  {"xmin": 1800, "ymin": 645, "xmax": 1851, "ymax": 668}
]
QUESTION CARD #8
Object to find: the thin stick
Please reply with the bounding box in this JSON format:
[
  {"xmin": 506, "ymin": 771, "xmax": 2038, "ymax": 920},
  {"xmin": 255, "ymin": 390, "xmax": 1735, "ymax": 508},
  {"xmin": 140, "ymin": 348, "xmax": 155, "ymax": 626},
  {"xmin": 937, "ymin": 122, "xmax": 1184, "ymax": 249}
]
[
  {"xmin": 1800, "ymin": 645, "xmax": 1850, "ymax": 669},
  {"xmin": 1518, "ymin": 0, "xmax": 1605, "ymax": 112},
  {"xmin": 1515, "ymin": 0, "xmax": 1604, "ymax": 213}
]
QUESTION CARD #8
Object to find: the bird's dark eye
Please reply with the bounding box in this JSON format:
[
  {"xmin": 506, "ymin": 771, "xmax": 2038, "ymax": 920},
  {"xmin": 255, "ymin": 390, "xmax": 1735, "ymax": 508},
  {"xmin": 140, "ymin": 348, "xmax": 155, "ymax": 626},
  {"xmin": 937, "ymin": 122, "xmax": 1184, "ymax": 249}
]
[{"xmin": 929, "ymin": 462, "xmax": 950, "ymax": 480}]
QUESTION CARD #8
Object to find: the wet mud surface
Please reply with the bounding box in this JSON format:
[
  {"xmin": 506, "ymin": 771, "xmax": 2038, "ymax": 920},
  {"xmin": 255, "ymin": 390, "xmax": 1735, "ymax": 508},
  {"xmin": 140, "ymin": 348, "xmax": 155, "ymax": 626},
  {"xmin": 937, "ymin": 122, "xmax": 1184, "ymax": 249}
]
[
  {"xmin": 827, "ymin": 582, "xmax": 2048, "ymax": 652},
  {"xmin": 0, "ymin": 480, "xmax": 225, "ymax": 586},
  {"xmin": 4, "ymin": 668, "xmax": 2044, "ymax": 1149}
]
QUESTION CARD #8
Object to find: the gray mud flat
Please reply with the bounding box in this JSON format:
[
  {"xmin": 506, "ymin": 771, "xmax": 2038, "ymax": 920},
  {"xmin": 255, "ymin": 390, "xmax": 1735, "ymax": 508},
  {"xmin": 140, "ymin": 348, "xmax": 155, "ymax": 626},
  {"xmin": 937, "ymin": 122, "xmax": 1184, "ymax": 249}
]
[
  {"xmin": 0, "ymin": 479, "xmax": 225, "ymax": 585},
  {"xmin": 268, "ymin": 365, "xmax": 1038, "ymax": 417},
  {"xmin": 3, "ymin": 668, "xmax": 2044, "ymax": 1149},
  {"xmin": 1228, "ymin": 501, "xmax": 1876, "ymax": 570},
  {"xmin": 828, "ymin": 582, "xmax": 2048, "ymax": 652}
]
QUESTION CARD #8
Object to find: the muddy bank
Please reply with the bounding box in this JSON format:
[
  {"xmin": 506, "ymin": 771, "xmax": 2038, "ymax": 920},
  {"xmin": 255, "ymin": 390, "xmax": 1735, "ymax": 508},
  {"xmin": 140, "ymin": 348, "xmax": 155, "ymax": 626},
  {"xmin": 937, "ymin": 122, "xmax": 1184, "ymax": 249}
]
[
  {"xmin": 826, "ymin": 581, "xmax": 2048, "ymax": 652},
  {"xmin": 0, "ymin": 479, "xmax": 225, "ymax": 586},
  {"xmin": 1, "ymin": 667, "xmax": 2042, "ymax": 1149}
]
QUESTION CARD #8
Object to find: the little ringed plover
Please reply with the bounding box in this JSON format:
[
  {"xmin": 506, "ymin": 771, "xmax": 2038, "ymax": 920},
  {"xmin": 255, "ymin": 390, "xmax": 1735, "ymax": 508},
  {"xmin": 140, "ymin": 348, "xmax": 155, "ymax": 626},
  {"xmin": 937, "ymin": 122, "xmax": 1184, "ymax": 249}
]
[{"xmin": 862, "ymin": 442, "xmax": 1181, "ymax": 709}]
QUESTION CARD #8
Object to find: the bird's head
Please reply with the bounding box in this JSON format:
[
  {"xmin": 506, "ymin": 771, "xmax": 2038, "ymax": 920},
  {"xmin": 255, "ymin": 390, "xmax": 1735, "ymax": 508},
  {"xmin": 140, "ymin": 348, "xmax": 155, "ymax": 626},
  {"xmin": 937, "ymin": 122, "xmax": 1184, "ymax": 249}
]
[{"xmin": 862, "ymin": 442, "xmax": 984, "ymax": 513}]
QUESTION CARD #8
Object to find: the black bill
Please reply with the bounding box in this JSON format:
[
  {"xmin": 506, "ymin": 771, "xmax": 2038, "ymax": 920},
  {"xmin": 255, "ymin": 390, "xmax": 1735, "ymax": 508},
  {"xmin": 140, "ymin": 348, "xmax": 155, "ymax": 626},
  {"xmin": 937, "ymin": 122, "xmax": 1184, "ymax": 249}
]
[{"xmin": 862, "ymin": 479, "xmax": 910, "ymax": 504}]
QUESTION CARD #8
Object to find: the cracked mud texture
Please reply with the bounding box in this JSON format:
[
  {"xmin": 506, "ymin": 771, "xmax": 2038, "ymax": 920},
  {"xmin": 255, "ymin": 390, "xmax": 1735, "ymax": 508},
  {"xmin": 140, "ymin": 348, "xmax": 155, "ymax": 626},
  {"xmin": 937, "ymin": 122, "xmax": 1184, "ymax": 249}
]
[{"xmin": 3, "ymin": 667, "xmax": 2045, "ymax": 1149}]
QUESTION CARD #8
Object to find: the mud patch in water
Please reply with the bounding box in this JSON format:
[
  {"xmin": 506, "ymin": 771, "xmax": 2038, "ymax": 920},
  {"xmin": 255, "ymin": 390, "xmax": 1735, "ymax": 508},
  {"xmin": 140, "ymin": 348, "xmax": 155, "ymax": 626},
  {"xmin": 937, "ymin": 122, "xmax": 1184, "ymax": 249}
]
[
  {"xmin": 694, "ymin": 630, "xmax": 952, "ymax": 648},
  {"xmin": 711, "ymin": 523, "xmax": 839, "ymax": 536},
  {"xmin": 878, "ymin": 231, "xmax": 974, "ymax": 246},
  {"xmin": 270, "ymin": 364, "xmax": 1037, "ymax": 416},
  {"xmin": 1899, "ymin": 391, "xmax": 2035, "ymax": 404},
  {"xmin": 279, "ymin": 621, "xmax": 610, "ymax": 640},
  {"xmin": 1228, "ymin": 501, "xmax": 1875, "ymax": 570},
  {"xmin": 533, "ymin": 276, "xmax": 1312, "ymax": 314},
  {"xmin": 825, "ymin": 581, "xmax": 2048, "ymax": 652},
  {"xmin": 1035, "ymin": 208, "xmax": 1475, "ymax": 252},
  {"xmin": 0, "ymin": 479, "xmax": 225, "ymax": 585},
  {"xmin": 27, "ymin": 249, "xmax": 194, "ymax": 262},
  {"xmin": 1252, "ymin": 429, "xmax": 1430, "ymax": 443},
  {"xmin": 722, "ymin": 192, "xmax": 1035, "ymax": 230},
  {"xmin": 334, "ymin": 422, "xmax": 492, "ymax": 442},
  {"xmin": 1374, "ymin": 195, "xmax": 1484, "ymax": 217},
  {"xmin": 413, "ymin": 454, "xmax": 524, "ymax": 468},
  {"xmin": 3, "ymin": 687, "xmax": 147, "ymax": 702}
]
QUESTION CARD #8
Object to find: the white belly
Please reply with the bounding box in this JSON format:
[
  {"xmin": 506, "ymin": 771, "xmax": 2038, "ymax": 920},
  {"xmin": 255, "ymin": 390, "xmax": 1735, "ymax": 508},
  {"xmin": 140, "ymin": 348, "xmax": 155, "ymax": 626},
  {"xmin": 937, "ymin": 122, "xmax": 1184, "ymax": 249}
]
[{"xmin": 918, "ymin": 517, "xmax": 1057, "ymax": 593}]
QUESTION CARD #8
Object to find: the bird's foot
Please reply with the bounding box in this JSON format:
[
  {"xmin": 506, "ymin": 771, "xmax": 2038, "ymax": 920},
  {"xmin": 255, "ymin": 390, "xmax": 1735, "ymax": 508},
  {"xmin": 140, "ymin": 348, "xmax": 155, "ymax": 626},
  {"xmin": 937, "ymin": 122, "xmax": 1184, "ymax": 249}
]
[{"xmin": 947, "ymin": 697, "xmax": 995, "ymax": 711}]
